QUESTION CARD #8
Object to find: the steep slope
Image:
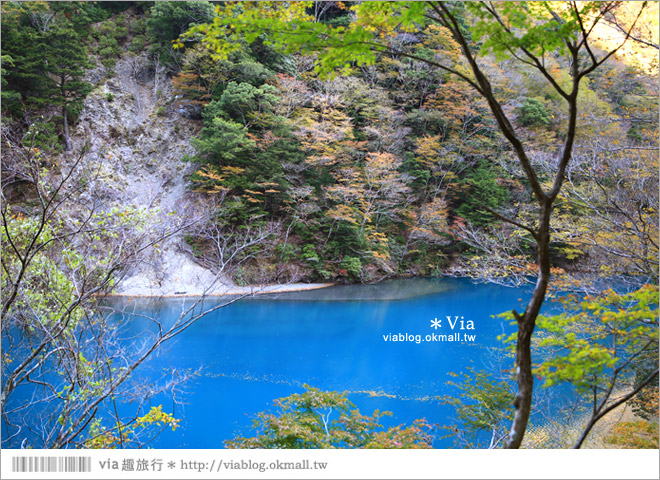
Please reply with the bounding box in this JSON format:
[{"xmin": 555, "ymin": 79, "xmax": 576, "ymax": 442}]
[
  {"xmin": 66, "ymin": 52, "xmax": 328, "ymax": 296},
  {"xmin": 68, "ymin": 52, "xmax": 223, "ymax": 296}
]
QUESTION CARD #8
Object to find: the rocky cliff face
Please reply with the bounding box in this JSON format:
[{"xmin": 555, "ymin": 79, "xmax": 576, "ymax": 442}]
[{"xmin": 67, "ymin": 52, "xmax": 223, "ymax": 296}]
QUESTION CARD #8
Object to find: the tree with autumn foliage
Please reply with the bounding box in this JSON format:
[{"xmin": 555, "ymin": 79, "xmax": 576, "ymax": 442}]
[
  {"xmin": 226, "ymin": 386, "xmax": 433, "ymax": 449},
  {"xmin": 522, "ymin": 285, "xmax": 658, "ymax": 448},
  {"xmin": 187, "ymin": 81, "xmax": 303, "ymax": 219}
]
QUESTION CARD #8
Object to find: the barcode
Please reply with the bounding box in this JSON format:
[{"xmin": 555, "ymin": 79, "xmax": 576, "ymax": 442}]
[{"xmin": 11, "ymin": 456, "xmax": 92, "ymax": 473}]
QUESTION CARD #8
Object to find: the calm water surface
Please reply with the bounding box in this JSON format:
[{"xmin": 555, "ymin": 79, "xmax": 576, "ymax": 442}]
[{"xmin": 114, "ymin": 277, "xmax": 535, "ymax": 448}]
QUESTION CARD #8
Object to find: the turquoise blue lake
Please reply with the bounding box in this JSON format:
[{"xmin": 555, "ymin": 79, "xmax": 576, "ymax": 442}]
[{"xmin": 112, "ymin": 277, "xmax": 534, "ymax": 448}]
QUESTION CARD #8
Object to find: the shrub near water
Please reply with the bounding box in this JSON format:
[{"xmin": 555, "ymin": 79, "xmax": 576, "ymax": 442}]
[{"xmin": 226, "ymin": 386, "xmax": 433, "ymax": 449}]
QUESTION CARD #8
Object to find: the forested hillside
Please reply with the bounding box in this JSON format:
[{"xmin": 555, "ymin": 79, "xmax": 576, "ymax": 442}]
[
  {"xmin": 1, "ymin": 1, "xmax": 658, "ymax": 453},
  {"xmin": 3, "ymin": 1, "xmax": 657, "ymax": 288}
]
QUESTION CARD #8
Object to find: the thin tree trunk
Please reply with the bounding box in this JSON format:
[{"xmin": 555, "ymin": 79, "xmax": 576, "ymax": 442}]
[
  {"xmin": 280, "ymin": 218, "xmax": 295, "ymax": 263},
  {"xmin": 62, "ymin": 105, "xmax": 71, "ymax": 151},
  {"xmin": 153, "ymin": 53, "xmax": 160, "ymax": 98},
  {"xmin": 504, "ymin": 201, "xmax": 552, "ymax": 448},
  {"xmin": 573, "ymin": 368, "xmax": 659, "ymax": 448}
]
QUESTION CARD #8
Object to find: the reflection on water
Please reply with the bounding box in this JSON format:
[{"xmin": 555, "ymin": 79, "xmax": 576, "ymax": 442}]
[{"xmin": 256, "ymin": 277, "xmax": 455, "ymax": 301}]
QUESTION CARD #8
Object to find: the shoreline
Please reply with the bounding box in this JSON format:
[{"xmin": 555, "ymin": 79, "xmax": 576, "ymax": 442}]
[{"xmin": 104, "ymin": 282, "xmax": 337, "ymax": 298}]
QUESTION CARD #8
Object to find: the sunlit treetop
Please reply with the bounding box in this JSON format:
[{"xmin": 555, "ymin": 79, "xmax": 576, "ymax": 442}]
[
  {"xmin": 177, "ymin": 1, "xmax": 439, "ymax": 77},
  {"xmin": 177, "ymin": 1, "xmax": 646, "ymax": 83}
]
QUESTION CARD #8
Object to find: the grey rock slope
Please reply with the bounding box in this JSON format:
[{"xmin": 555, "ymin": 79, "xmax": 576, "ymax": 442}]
[{"xmin": 69, "ymin": 53, "xmax": 222, "ymax": 296}]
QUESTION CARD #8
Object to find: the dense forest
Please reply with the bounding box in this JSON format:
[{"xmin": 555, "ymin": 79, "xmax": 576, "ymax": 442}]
[{"xmin": 1, "ymin": 1, "xmax": 658, "ymax": 452}]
